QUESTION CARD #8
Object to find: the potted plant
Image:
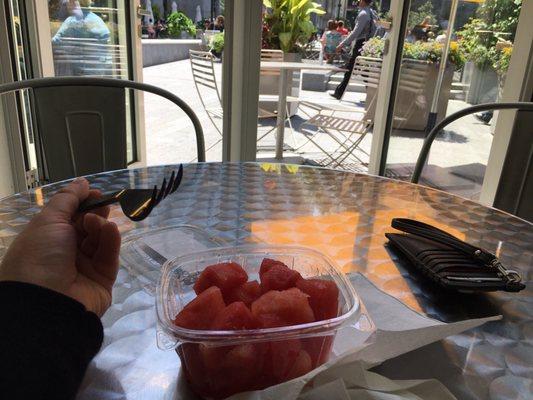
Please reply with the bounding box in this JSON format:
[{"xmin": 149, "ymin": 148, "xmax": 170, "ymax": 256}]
[
  {"xmin": 166, "ymin": 11, "xmax": 197, "ymax": 39},
  {"xmin": 210, "ymin": 33, "xmax": 224, "ymax": 60},
  {"xmin": 261, "ymin": 0, "xmax": 325, "ymax": 115},
  {"xmin": 361, "ymin": 37, "xmax": 465, "ymax": 130},
  {"xmin": 458, "ymin": 0, "xmax": 521, "ymax": 104}
]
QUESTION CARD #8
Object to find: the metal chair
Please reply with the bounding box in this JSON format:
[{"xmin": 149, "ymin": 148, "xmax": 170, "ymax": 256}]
[
  {"xmin": 411, "ymin": 102, "xmax": 533, "ymax": 183},
  {"xmin": 299, "ymin": 57, "xmax": 430, "ymax": 169},
  {"xmin": 0, "ymin": 77, "xmax": 205, "ymax": 184},
  {"xmin": 189, "ymin": 49, "xmax": 297, "ymax": 150}
]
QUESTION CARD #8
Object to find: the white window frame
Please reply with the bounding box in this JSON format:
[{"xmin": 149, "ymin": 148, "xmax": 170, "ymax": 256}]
[
  {"xmin": 222, "ymin": 0, "xmax": 262, "ymax": 161},
  {"xmin": 480, "ymin": 0, "xmax": 533, "ymax": 205}
]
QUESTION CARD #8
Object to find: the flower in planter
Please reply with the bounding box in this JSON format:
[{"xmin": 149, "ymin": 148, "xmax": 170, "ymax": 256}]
[{"xmin": 362, "ymin": 38, "xmax": 465, "ymax": 69}]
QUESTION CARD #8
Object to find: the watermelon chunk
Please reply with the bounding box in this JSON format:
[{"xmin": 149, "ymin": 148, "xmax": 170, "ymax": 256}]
[
  {"xmin": 173, "ymin": 286, "xmax": 226, "ymax": 330},
  {"xmin": 225, "ymin": 280, "xmax": 262, "ymax": 306},
  {"xmin": 260, "ymin": 259, "xmax": 302, "ymax": 293},
  {"xmin": 265, "ymin": 339, "xmax": 302, "ymax": 383},
  {"xmin": 211, "ymin": 301, "xmax": 257, "ymax": 330},
  {"xmin": 302, "ymin": 335, "xmax": 334, "ymax": 368},
  {"xmin": 259, "ymin": 258, "xmax": 286, "ymax": 276},
  {"xmin": 251, "ymin": 288, "xmax": 315, "ymax": 328},
  {"xmin": 177, "ymin": 343, "xmax": 207, "ymax": 395},
  {"xmin": 285, "ymin": 350, "xmax": 313, "ymax": 380},
  {"xmin": 296, "ymin": 278, "xmax": 339, "ymax": 321},
  {"xmin": 193, "ymin": 262, "xmax": 248, "ymax": 296}
]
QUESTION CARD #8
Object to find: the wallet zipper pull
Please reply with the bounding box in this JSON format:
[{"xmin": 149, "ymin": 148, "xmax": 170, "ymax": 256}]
[{"xmin": 489, "ymin": 259, "xmax": 522, "ymax": 283}]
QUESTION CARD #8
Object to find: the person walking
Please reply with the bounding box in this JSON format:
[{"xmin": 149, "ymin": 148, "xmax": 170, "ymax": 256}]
[{"xmin": 330, "ymin": 0, "xmax": 377, "ymax": 100}]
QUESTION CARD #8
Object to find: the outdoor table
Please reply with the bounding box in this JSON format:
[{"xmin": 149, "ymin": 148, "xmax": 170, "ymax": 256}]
[
  {"xmin": 260, "ymin": 61, "xmax": 346, "ymax": 160},
  {"xmin": 0, "ymin": 163, "xmax": 530, "ymax": 399}
]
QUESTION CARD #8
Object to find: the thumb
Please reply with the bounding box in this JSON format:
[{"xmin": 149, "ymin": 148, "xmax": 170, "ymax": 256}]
[{"xmin": 41, "ymin": 178, "xmax": 90, "ymax": 221}]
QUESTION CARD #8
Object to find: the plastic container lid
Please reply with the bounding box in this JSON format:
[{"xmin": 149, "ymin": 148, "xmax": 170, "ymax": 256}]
[
  {"xmin": 120, "ymin": 225, "xmax": 225, "ymax": 295},
  {"xmin": 156, "ymin": 244, "xmax": 368, "ymax": 350}
]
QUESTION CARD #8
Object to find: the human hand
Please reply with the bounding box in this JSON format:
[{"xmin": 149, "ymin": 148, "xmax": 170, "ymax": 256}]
[
  {"xmin": 336, "ymin": 44, "xmax": 343, "ymax": 53},
  {"xmin": 0, "ymin": 178, "xmax": 121, "ymax": 316}
]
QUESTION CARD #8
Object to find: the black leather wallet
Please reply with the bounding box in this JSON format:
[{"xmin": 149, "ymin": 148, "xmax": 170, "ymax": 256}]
[{"xmin": 385, "ymin": 218, "xmax": 525, "ymax": 292}]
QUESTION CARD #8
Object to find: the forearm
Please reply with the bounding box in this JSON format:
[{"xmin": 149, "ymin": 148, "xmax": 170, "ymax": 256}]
[{"xmin": 0, "ymin": 282, "xmax": 103, "ymax": 400}]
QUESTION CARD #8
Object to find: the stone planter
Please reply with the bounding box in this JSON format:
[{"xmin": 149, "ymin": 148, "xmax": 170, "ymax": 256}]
[
  {"xmin": 366, "ymin": 60, "xmax": 454, "ymax": 131},
  {"xmin": 465, "ymin": 64, "xmax": 498, "ymax": 104},
  {"xmin": 259, "ymin": 52, "xmax": 301, "ymax": 116}
]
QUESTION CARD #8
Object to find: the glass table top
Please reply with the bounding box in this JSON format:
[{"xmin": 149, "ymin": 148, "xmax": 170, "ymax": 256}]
[{"xmin": 0, "ymin": 163, "xmax": 531, "ymax": 399}]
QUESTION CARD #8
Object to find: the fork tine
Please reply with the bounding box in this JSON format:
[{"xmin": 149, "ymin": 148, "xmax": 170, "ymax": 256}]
[
  {"xmin": 164, "ymin": 171, "xmax": 175, "ymax": 198},
  {"xmin": 170, "ymin": 165, "xmax": 183, "ymax": 194},
  {"xmin": 155, "ymin": 178, "xmax": 167, "ymax": 205}
]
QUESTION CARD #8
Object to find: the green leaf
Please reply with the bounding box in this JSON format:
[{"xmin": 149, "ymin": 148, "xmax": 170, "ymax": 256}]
[
  {"xmin": 290, "ymin": 0, "xmax": 308, "ymax": 13},
  {"xmin": 307, "ymin": 8, "xmax": 326, "ymax": 15},
  {"xmin": 279, "ymin": 32, "xmax": 292, "ymax": 52},
  {"xmin": 263, "ymin": 0, "xmax": 272, "ymax": 7}
]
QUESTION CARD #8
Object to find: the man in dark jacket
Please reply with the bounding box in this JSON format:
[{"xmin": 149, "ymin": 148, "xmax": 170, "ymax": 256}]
[{"xmin": 330, "ymin": 0, "xmax": 376, "ymax": 99}]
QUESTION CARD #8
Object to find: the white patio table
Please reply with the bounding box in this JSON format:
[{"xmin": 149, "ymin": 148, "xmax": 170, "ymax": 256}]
[{"xmin": 260, "ymin": 61, "xmax": 346, "ymax": 159}]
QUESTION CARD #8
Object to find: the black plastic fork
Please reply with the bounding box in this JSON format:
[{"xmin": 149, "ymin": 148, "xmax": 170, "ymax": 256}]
[{"xmin": 78, "ymin": 165, "xmax": 183, "ymax": 221}]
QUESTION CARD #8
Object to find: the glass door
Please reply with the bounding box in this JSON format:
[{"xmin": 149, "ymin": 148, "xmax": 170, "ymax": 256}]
[
  {"xmin": 47, "ymin": 0, "xmax": 138, "ymax": 163},
  {"xmin": 382, "ymin": 0, "xmax": 524, "ymax": 201},
  {"xmin": 4, "ymin": 0, "xmax": 141, "ymax": 187}
]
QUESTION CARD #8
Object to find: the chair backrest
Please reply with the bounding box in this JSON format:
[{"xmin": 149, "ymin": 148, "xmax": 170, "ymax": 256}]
[
  {"xmin": 350, "ymin": 56, "xmax": 382, "ymax": 93},
  {"xmin": 260, "ymin": 49, "xmax": 284, "ymax": 76},
  {"xmin": 411, "ymin": 102, "xmax": 533, "ymax": 183},
  {"xmin": 189, "ymin": 50, "xmax": 222, "ymax": 106},
  {"xmin": 52, "ymin": 37, "xmax": 127, "ymax": 78},
  {"xmin": 0, "ymin": 77, "xmax": 205, "ymax": 184}
]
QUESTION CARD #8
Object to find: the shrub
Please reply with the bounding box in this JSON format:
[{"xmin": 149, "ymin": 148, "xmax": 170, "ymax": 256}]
[{"xmin": 166, "ymin": 11, "xmax": 196, "ymax": 37}]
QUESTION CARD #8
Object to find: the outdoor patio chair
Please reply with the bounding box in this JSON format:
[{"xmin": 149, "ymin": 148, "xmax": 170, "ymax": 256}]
[
  {"xmin": 189, "ymin": 49, "xmax": 297, "ymax": 150},
  {"xmin": 0, "ymin": 77, "xmax": 205, "ymax": 184},
  {"xmin": 299, "ymin": 57, "xmax": 430, "ymax": 169},
  {"xmin": 411, "ymin": 101, "xmax": 533, "ymax": 184}
]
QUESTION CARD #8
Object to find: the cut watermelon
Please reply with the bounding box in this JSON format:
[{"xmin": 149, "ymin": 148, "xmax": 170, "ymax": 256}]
[
  {"xmin": 285, "ymin": 350, "xmax": 313, "ymax": 380},
  {"xmin": 173, "ymin": 286, "xmax": 226, "ymax": 330},
  {"xmin": 225, "ymin": 280, "xmax": 262, "ymax": 306},
  {"xmin": 296, "ymin": 278, "xmax": 339, "ymax": 321},
  {"xmin": 211, "ymin": 301, "xmax": 257, "ymax": 330},
  {"xmin": 251, "ymin": 288, "xmax": 315, "ymax": 328},
  {"xmin": 302, "ymin": 335, "xmax": 334, "ymax": 368},
  {"xmin": 193, "ymin": 262, "xmax": 248, "ymax": 295},
  {"xmin": 265, "ymin": 339, "xmax": 302, "ymax": 383},
  {"xmin": 177, "ymin": 343, "xmax": 207, "ymax": 395},
  {"xmin": 260, "ymin": 260, "xmax": 302, "ymax": 293}
]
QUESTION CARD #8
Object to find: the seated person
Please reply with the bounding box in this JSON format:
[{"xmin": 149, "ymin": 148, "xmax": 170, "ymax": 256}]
[{"xmin": 321, "ymin": 20, "xmax": 342, "ymax": 64}]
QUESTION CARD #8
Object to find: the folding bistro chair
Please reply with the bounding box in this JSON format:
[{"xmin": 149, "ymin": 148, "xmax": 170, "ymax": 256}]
[
  {"xmin": 298, "ymin": 57, "xmax": 382, "ymax": 168},
  {"xmin": 299, "ymin": 57, "xmax": 430, "ymax": 169},
  {"xmin": 189, "ymin": 49, "xmax": 298, "ymax": 151}
]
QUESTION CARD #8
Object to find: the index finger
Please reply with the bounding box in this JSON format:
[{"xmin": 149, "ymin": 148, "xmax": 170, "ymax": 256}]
[{"xmin": 42, "ymin": 178, "xmax": 90, "ymax": 221}]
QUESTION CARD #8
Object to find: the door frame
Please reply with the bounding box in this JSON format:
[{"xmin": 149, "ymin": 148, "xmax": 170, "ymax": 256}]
[
  {"xmin": 367, "ymin": 0, "xmax": 410, "ymax": 175},
  {"xmin": 0, "ymin": 0, "xmax": 33, "ymax": 193},
  {"xmin": 479, "ymin": 0, "xmax": 533, "ymax": 205}
]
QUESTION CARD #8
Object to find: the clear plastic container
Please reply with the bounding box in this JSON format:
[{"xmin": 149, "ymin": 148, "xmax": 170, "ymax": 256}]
[
  {"xmin": 156, "ymin": 245, "xmax": 372, "ymax": 399},
  {"xmin": 120, "ymin": 225, "xmax": 224, "ymax": 295}
]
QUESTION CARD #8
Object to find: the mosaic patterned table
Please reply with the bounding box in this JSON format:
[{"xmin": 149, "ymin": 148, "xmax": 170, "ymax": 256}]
[{"xmin": 0, "ymin": 163, "xmax": 531, "ymax": 399}]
